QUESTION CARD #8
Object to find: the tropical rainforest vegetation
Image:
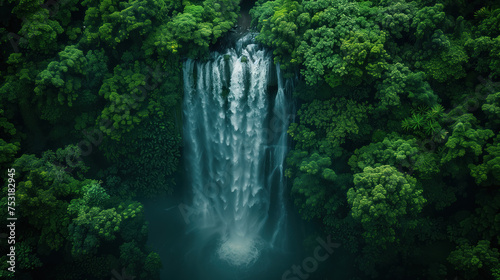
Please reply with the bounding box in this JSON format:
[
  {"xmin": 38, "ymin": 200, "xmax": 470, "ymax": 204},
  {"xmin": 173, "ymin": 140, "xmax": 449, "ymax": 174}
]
[
  {"xmin": 251, "ymin": 0, "xmax": 500, "ymax": 278},
  {"xmin": 0, "ymin": 0, "xmax": 499, "ymax": 279},
  {"xmin": 0, "ymin": 0, "xmax": 239, "ymax": 278}
]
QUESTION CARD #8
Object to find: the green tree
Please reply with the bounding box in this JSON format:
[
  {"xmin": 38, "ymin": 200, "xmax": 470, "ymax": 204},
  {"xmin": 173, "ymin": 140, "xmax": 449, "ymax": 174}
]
[
  {"xmin": 469, "ymin": 134, "xmax": 500, "ymax": 185},
  {"xmin": 347, "ymin": 165, "xmax": 426, "ymax": 248},
  {"xmin": 482, "ymin": 90, "xmax": 500, "ymax": 126},
  {"xmin": 144, "ymin": 0, "xmax": 239, "ymax": 58},
  {"xmin": 421, "ymin": 41, "xmax": 469, "ymax": 82},
  {"xmin": 252, "ymin": 0, "xmax": 301, "ymax": 69},
  {"xmin": 11, "ymin": 149, "xmax": 90, "ymax": 251},
  {"xmin": 349, "ymin": 132, "xmax": 440, "ymax": 179},
  {"xmin": 335, "ymin": 28, "xmax": 389, "ymax": 86},
  {"xmin": 401, "ymin": 104, "xmax": 445, "ymax": 136},
  {"xmin": 81, "ymin": 0, "xmax": 168, "ymax": 47},
  {"xmin": 34, "ymin": 45, "xmax": 90, "ymax": 114},
  {"xmin": 288, "ymin": 97, "xmax": 372, "ymax": 159},
  {"xmin": 376, "ymin": 63, "xmax": 438, "ymax": 108},
  {"xmin": 440, "ymin": 113, "xmax": 494, "ymax": 164},
  {"xmin": 18, "ymin": 9, "xmax": 63, "ymax": 53},
  {"xmin": 0, "ymin": 109, "xmax": 20, "ymax": 171},
  {"xmin": 286, "ymin": 151, "xmax": 337, "ymax": 220},
  {"xmin": 375, "ymin": 0, "xmax": 416, "ymax": 39},
  {"xmin": 448, "ymin": 240, "xmax": 500, "ymax": 280}
]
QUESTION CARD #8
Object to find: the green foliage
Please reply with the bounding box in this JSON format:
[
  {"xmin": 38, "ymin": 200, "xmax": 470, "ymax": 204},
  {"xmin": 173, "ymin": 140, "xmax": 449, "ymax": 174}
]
[
  {"xmin": 288, "ymin": 97, "xmax": 372, "ymax": 159},
  {"xmin": 420, "ymin": 178, "xmax": 458, "ymax": 210},
  {"xmin": 118, "ymin": 240, "xmax": 160, "ymax": 279},
  {"xmin": 472, "ymin": 192, "xmax": 500, "ymax": 244},
  {"xmin": 119, "ymin": 241, "xmax": 145, "ymax": 276},
  {"xmin": 401, "ymin": 104, "xmax": 444, "ymax": 136},
  {"xmin": 18, "ymin": 9, "xmax": 64, "ymax": 53},
  {"xmin": 0, "ymin": 53, "xmax": 38, "ymax": 104},
  {"xmin": 465, "ymin": 36, "xmax": 500, "ymax": 77},
  {"xmin": 97, "ymin": 61, "xmax": 180, "ymax": 144},
  {"xmin": 286, "ymin": 151, "xmax": 336, "ymax": 220},
  {"xmin": 475, "ymin": 8, "xmax": 500, "ymax": 37},
  {"xmin": 448, "ymin": 240, "xmax": 500, "ymax": 280},
  {"xmin": 144, "ymin": 252, "xmax": 162, "ymax": 275},
  {"xmin": 286, "ymin": 95, "xmax": 373, "ymax": 240},
  {"xmin": 250, "ymin": 0, "xmax": 500, "ymax": 277},
  {"xmin": 144, "ymin": 0, "xmax": 239, "ymax": 58},
  {"xmin": 10, "ymin": 0, "xmax": 44, "ymax": 19},
  {"xmin": 17, "ymin": 242, "xmax": 43, "ymax": 270},
  {"xmin": 252, "ymin": 0, "xmax": 372, "ymax": 83},
  {"xmin": 469, "ymin": 134, "xmax": 500, "ymax": 185},
  {"xmin": 375, "ymin": 1, "xmax": 416, "ymax": 39},
  {"xmin": 170, "ymin": 6, "xmax": 208, "ymax": 43},
  {"xmin": 421, "ymin": 41, "xmax": 469, "ymax": 82},
  {"xmin": 452, "ymin": 191, "xmax": 500, "ymax": 258},
  {"xmin": 295, "ymin": 152, "xmax": 334, "ymax": 179},
  {"xmin": 2, "ymin": 0, "xmax": 499, "ymax": 278},
  {"xmin": 81, "ymin": 0, "xmax": 168, "ymax": 47},
  {"xmin": 295, "ymin": 26, "xmax": 339, "ymax": 86},
  {"xmin": 411, "ymin": 4, "xmax": 450, "ymax": 40},
  {"xmin": 336, "ymin": 28, "xmax": 389, "ymax": 86},
  {"xmin": 53, "ymin": 255, "xmax": 115, "ymax": 280},
  {"xmin": 0, "ymin": 109, "xmax": 20, "ymax": 170},
  {"xmin": 68, "ymin": 206, "xmax": 119, "ymax": 256},
  {"xmin": 257, "ymin": 0, "xmax": 387, "ymax": 86},
  {"xmin": 35, "ymin": 45, "xmax": 87, "ymax": 107},
  {"xmin": 440, "ymin": 113, "xmax": 494, "ymax": 164},
  {"xmin": 349, "ymin": 133, "xmax": 440, "ymax": 179},
  {"xmin": 99, "ymin": 113, "xmax": 181, "ymax": 197},
  {"xmin": 98, "ymin": 62, "xmax": 148, "ymax": 140},
  {"xmin": 376, "ymin": 63, "xmax": 438, "ymax": 108},
  {"xmin": 0, "ymin": 142, "xmax": 158, "ymax": 278},
  {"xmin": 482, "ymin": 90, "xmax": 500, "ymax": 125},
  {"xmin": 82, "ymin": 182, "xmax": 111, "ymax": 207},
  {"xmin": 10, "ymin": 148, "xmax": 91, "ymax": 251},
  {"xmin": 252, "ymin": 0, "xmax": 301, "ymax": 69},
  {"xmin": 68, "ymin": 198, "xmax": 144, "ymax": 257},
  {"xmin": 0, "ymin": 0, "xmax": 243, "ymax": 278},
  {"xmin": 347, "ymin": 165, "xmax": 426, "ymax": 247}
]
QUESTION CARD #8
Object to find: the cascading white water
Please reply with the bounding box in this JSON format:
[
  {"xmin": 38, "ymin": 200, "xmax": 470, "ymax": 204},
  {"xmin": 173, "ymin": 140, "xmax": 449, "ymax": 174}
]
[{"xmin": 182, "ymin": 34, "xmax": 290, "ymax": 267}]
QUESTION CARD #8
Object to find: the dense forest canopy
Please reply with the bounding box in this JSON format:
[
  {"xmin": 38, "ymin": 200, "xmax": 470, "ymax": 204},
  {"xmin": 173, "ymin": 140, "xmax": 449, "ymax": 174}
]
[
  {"xmin": 0, "ymin": 0, "xmax": 241, "ymax": 278},
  {"xmin": 0, "ymin": 0, "xmax": 499, "ymax": 279},
  {"xmin": 250, "ymin": 0, "xmax": 500, "ymax": 278}
]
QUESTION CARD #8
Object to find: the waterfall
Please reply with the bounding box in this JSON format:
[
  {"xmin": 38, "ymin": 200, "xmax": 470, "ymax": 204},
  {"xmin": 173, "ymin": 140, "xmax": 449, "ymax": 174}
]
[{"xmin": 182, "ymin": 34, "xmax": 291, "ymax": 267}]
